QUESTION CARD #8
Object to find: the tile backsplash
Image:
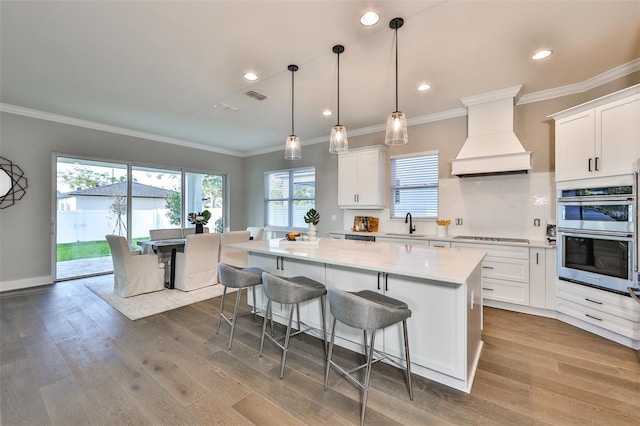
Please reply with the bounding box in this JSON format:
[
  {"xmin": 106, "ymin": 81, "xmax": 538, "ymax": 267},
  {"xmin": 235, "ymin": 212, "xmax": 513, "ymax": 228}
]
[{"xmin": 342, "ymin": 172, "xmax": 556, "ymax": 241}]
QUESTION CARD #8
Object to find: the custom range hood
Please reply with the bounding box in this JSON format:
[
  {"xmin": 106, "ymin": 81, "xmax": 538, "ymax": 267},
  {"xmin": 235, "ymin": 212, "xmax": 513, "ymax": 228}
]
[{"xmin": 452, "ymin": 85, "xmax": 532, "ymax": 177}]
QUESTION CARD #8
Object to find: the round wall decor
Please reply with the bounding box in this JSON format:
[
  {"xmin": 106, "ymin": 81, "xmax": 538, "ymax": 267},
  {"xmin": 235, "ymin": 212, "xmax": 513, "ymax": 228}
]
[{"xmin": 0, "ymin": 156, "xmax": 28, "ymax": 209}]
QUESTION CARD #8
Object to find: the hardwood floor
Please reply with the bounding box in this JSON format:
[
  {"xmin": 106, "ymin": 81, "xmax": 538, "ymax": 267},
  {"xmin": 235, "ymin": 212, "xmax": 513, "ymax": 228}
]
[{"xmin": 1, "ymin": 276, "xmax": 639, "ymax": 425}]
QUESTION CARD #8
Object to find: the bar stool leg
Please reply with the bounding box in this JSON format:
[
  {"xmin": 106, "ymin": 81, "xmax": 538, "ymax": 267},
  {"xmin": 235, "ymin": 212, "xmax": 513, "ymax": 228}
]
[
  {"xmin": 324, "ymin": 318, "xmax": 338, "ymax": 390},
  {"xmin": 227, "ymin": 288, "xmax": 243, "ymax": 349},
  {"xmin": 280, "ymin": 304, "xmax": 296, "ymax": 379},
  {"xmin": 361, "ymin": 330, "xmax": 377, "ymax": 426},
  {"xmin": 320, "ymin": 296, "xmax": 327, "ymax": 357},
  {"xmin": 252, "ymin": 286, "xmax": 257, "ymax": 321},
  {"xmin": 216, "ymin": 286, "xmax": 228, "ymax": 334},
  {"xmin": 403, "ymin": 319, "xmax": 413, "ymax": 400},
  {"xmin": 259, "ymin": 300, "xmax": 272, "ymax": 356},
  {"xmin": 296, "ymin": 303, "xmax": 302, "ymax": 340}
]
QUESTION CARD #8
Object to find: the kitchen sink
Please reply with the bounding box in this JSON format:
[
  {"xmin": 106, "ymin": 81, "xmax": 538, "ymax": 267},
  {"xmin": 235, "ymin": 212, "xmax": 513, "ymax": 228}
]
[{"xmin": 384, "ymin": 233, "xmax": 427, "ymax": 238}]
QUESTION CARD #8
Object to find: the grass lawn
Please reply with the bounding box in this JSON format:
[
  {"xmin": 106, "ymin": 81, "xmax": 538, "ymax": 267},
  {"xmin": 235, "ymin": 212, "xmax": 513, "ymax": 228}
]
[{"xmin": 57, "ymin": 239, "xmax": 147, "ymax": 262}]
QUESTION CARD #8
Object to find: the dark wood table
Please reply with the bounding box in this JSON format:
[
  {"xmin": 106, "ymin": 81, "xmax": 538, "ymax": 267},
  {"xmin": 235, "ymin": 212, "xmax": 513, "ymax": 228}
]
[{"xmin": 137, "ymin": 238, "xmax": 186, "ymax": 289}]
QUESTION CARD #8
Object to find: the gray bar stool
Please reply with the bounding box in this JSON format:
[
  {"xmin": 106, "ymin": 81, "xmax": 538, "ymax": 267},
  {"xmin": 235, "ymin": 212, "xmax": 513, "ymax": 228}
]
[
  {"xmin": 217, "ymin": 263, "xmax": 264, "ymax": 349},
  {"xmin": 324, "ymin": 288, "xmax": 413, "ymax": 426},
  {"xmin": 259, "ymin": 272, "xmax": 327, "ymax": 379}
]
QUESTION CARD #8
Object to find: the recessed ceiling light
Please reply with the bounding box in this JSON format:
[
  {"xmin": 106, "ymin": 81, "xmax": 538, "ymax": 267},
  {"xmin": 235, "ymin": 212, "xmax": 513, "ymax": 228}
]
[
  {"xmin": 417, "ymin": 83, "xmax": 431, "ymax": 92},
  {"xmin": 360, "ymin": 11, "xmax": 380, "ymax": 26},
  {"xmin": 322, "ymin": 110, "xmax": 333, "ymax": 116},
  {"xmin": 532, "ymin": 49, "xmax": 552, "ymax": 60},
  {"xmin": 243, "ymin": 72, "xmax": 258, "ymax": 81}
]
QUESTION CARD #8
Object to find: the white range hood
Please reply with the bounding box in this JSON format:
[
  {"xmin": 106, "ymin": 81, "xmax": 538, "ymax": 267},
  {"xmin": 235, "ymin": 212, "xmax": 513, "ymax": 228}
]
[{"xmin": 452, "ymin": 85, "xmax": 532, "ymax": 177}]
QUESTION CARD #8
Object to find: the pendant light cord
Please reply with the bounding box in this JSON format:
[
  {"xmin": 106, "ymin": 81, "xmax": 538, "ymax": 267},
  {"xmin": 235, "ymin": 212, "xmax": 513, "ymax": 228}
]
[
  {"xmin": 337, "ymin": 51, "xmax": 340, "ymax": 125},
  {"xmin": 291, "ymin": 69, "xmax": 295, "ymax": 135},
  {"xmin": 394, "ymin": 25, "xmax": 399, "ymax": 112}
]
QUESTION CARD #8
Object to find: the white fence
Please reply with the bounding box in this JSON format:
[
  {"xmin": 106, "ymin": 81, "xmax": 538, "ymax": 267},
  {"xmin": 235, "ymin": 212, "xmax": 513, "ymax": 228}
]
[{"xmin": 57, "ymin": 209, "xmax": 173, "ymax": 243}]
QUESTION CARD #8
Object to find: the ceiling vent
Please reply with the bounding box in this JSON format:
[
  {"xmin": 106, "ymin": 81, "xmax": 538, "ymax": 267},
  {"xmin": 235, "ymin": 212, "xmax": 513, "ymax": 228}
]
[
  {"xmin": 451, "ymin": 85, "xmax": 532, "ymax": 177},
  {"xmin": 213, "ymin": 103, "xmax": 239, "ymax": 112},
  {"xmin": 246, "ymin": 90, "xmax": 268, "ymax": 101}
]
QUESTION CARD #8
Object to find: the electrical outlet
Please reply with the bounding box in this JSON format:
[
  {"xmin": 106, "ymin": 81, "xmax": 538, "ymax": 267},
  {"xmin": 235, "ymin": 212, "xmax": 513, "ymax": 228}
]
[
  {"xmin": 331, "ymin": 214, "xmax": 337, "ymax": 222},
  {"xmin": 455, "ymin": 218, "xmax": 463, "ymax": 225}
]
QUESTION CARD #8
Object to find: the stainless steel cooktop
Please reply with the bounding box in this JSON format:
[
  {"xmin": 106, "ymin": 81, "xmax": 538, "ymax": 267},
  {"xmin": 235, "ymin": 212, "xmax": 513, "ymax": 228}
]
[{"xmin": 453, "ymin": 235, "xmax": 530, "ymax": 244}]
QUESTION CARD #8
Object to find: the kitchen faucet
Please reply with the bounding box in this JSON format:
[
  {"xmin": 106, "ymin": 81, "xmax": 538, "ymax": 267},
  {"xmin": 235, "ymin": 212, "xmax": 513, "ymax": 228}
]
[{"xmin": 405, "ymin": 212, "xmax": 416, "ymax": 234}]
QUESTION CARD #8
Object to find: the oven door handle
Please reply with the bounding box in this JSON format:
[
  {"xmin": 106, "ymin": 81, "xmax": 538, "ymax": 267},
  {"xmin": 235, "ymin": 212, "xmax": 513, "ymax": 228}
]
[{"xmin": 556, "ymin": 228, "xmax": 633, "ymax": 238}]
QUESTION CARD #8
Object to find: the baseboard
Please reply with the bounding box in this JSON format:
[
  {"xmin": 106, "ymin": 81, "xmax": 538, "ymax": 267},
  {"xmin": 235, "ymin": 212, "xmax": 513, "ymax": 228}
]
[{"xmin": 0, "ymin": 275, "xmax": 53, "ymax": 293}]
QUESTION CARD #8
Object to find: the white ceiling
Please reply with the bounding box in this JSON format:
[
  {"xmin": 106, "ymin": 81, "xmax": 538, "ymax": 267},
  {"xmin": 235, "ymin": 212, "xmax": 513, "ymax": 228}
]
[{"xmin": 1, "ymin": 1, "xmax": 638, "ymax": 157}]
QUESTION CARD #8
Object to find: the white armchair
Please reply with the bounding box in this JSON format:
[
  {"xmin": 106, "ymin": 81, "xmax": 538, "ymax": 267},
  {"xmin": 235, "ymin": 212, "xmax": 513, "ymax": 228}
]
[
  {"xmin": 246, "ymin": 226, "xmax": 264, "ymax": 241},
  {"xmin": 106, "ymin": 235, "xmax": 165, "ymax": 297},
  {"xmin": 174, "ymin": 233, "xmax": 221, "ymax": 291},
  {"xmin": 219, "ymin": 231, "xmax": 251, "ymax": 268}
]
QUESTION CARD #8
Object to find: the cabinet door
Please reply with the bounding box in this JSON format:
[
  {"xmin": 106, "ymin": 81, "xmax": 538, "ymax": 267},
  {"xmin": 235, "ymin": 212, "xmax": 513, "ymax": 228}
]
[
  {"xmin": 280, "ymin": 257, "xmax": 327, "ymax": 332},
  {"xmin": 596, "ymin": 94, "xmax": 640, "ymax": 177},
  {"xmin": 555, "ymin": 110, "xmax": 595, "ymax": 181},
  {"xmin": 355, "ymin": 149, "xmax": 383, "ymax": 206},
  {"xmin": 386, "ymin": 274, "xmax": 466, "ymax": 380},
  {"xmin": 529, "ymin": 248, "xmax": 546, "ymax": 309},
  {"xmin": 326, "ymin": 265, "xmax": 380, "ymax": 348},
  {"xmin": 337, "ymin": 152, "xmax": 358, "ymax": 206}
]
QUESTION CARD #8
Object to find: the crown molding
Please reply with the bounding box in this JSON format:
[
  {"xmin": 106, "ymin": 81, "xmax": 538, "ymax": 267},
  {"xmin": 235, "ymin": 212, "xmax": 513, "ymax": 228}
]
[
  {"xmin": 0, "ymin": 103, "xmax": 243, "ymax": 157},
  {"xmin": 518, "ymin": 58, "xmax": 640, "ymax": 105}
]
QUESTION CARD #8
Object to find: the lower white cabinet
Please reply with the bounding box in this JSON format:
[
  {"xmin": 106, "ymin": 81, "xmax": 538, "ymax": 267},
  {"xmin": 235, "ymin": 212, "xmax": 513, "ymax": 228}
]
[
  {"xmin": 248, "ymin": 252, "xmax": 326, "ymax": 332},
  {"xmin": 452, "ymin": 242, "xmax": 530, "ymax": 306},
  {"xmin": 556, "ymin": 280, "xmax": 640, "ymax": 341}
]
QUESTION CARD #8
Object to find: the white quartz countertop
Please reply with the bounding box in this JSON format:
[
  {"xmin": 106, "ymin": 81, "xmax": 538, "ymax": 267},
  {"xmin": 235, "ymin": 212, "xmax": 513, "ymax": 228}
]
[{"xmin": 231, "ymin": 238, "xmax": 486, "ymax": 285}]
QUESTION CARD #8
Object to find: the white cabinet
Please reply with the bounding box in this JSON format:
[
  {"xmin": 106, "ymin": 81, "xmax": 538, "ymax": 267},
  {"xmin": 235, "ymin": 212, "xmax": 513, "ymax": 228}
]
[
  {"xmin": 338, "ymin": 146, "xmax": 386, "ymax": 209},
  {"xmin": 248, "ymin": 252, "xmax": 326, "ymax": 332},
  {"xmin": 452, "ymin": 242, "xmax": 530, "ymax": 306},
  {"xmin": 553, "ymin": 89, "xmax": 640, "ymax": 181},
  {"xmin": 556, "ymin": 280, "xmax": 640, "ymax": 341}
]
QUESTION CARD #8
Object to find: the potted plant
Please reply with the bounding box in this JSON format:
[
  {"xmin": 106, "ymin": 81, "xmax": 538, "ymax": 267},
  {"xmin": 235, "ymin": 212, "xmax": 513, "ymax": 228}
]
[
  {"xmin": 304, "ymin": 208, "xmax": 320, "ymax": 240},
  {"xmin": 187, "ymin": 210, "xmax": 211, "ymax": 234}
]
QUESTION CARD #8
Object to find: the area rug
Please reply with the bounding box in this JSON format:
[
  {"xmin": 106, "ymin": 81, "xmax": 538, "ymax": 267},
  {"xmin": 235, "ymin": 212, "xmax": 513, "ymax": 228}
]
[{"xmin": 86, "ymin": 281, "xmax": 231, "ymax": 320}]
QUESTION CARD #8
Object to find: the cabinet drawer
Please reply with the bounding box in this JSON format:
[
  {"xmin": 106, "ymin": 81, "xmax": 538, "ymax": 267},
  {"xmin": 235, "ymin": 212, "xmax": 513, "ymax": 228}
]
[
  {"xmin": 556, "ymin": 281, "xmax": 640, "ymax": 322},
  {"xmin": 452, "ymin": 242, "xmax": 529, "ymax": 259},
  {"xmin": 557, "ymin": 298, "xmax": 640, "ymax": 340},
  {"xmin": 482, "ymin": 278, "xmax": 529, "ymax": 306},
  {"xmin": 429, "ymin": 240, "xmax": 451, "ymax": 248},
  {"xmin": 482, "ymin": 257, "xmax": 529, "ymax": 283}
]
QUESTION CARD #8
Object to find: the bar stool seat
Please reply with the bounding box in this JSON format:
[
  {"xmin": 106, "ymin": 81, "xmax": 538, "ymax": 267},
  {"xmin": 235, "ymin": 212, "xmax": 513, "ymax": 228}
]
[
  {"xmin": 324, "ymin": 288, "xmax": 413, "ymax": 426},
  {"xmin": 259, "ymin": 272, "xmax": 327, "ymax": 379},
  {"xmin": 217, "ymin": 263, "xmax": 264, "ymax": 349}
]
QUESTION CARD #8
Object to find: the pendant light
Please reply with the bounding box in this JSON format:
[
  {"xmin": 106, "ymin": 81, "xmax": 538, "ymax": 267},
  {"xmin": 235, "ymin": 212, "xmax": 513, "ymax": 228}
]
[
  {"xmin": 329, "ymin": 45, "xmax": 348, "ymax": 154},
  {"xmin": 385, "ymin": 17, "xmax": 408, "ymax": 146},
  {"xmin": 284, "ymin": 64, "xmax": 302, "ymax": 160}
]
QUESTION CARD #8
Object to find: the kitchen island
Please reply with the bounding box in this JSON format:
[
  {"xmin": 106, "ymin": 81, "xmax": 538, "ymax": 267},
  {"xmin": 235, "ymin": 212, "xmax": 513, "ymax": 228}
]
[{"xmin": 231, "ymin": 238, "xmax": 486, "ymax": 393}]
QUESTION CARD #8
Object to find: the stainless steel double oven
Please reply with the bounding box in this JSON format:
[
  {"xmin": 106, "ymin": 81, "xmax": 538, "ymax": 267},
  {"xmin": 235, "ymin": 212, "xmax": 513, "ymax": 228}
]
[{"xmin": 557, "ymin": 173, "xmax": 639, "ymax": 295}]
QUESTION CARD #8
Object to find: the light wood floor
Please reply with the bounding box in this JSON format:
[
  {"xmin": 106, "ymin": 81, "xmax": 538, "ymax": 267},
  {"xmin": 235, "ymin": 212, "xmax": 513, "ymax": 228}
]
[{"xmin": 1, "ymin": 277, "xmax": 639, "ymax": 425}]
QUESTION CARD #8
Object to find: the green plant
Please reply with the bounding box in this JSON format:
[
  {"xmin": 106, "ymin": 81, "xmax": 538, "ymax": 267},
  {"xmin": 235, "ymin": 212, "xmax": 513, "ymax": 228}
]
[
  {"xmin": 304, "ymin": 208, "xmax": 320, "ymax": 225},
  {"xmin": 187, "ymin": 210, "xmax": 211, "ymax": 225}
]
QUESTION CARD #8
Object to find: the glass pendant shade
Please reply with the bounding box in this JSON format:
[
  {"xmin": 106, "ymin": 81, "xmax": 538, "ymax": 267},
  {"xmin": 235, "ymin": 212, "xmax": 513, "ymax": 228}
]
[
  {"xmin": 284, "ymin": 135, "xmax": 302, "ymax": 160},
  {"xmin": 329, "ymin": 125, "xmax": 348, "ymax": 153},
  {"xmin": 385, "ymin": 111, "xmax": 408, "ymax": 145}
]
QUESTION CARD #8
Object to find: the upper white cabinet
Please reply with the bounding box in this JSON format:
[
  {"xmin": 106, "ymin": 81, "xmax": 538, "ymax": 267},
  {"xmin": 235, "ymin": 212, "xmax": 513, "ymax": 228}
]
[
  {"xmin": 338, "ymin": 146, "xmax": 386, "ymax": 209},
  {"xmin": 552, "ymin": 86, "xmax": 640, "ymax": 182}
]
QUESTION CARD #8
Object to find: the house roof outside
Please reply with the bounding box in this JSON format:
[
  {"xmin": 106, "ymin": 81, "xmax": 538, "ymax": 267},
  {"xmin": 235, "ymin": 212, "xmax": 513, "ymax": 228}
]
[{"xmin": 62, "ymin": 182, "xmax": 176, "ymax": 199}]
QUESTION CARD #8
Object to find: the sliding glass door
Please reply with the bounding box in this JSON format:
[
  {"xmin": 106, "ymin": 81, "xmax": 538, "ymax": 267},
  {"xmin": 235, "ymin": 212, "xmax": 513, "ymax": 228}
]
[
  {"xmin": 55, "ymin": 157, "xmax": 128, "ymax": 280},
  {"xmin": 54, "ymin": 155, "xmax": 226, "ymax": 281}
]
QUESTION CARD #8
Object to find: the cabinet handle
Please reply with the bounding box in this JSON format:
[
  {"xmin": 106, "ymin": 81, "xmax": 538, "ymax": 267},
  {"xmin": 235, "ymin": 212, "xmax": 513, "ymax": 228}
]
[
  {"xmin": 482, "ymin": 266, "xmax": 494, "ymax": 270},
  {"xmin": 588, "ymin": 158, "xmax": 592, "ymax": 172},
  {"xmin": 433, "ymin": 244, "xmax": 445, "ymax": 248},
  {"xmin": 280, "ymin": 257, "xmax": 285, "ymax": 271},
  {"xmin": 276, "ymin": 257, "xmax": 280, "ymax": 270},
  {"xmin": 483, "ymin": 287, "xmax": 494, "ymax": 291},
  {"xmin": 536, "ymin": 253, "xmax": 539, "ymax": 265},
  {"xmin": 595, "ymin": 157, "xmax": 599, "ymax": 171},
  {"xmin": 354, "ymin": 194, "xmax": 357, "ymax": 202},
  {"xmin": 385, "ymin": 273, "xmax": 389, "ymax": 292},
  {"xmin": 377, "ymin": 272, "xmax": 381, "ymax": 290},
  {"xmin": 585, "ymin": 298, "xmax": 603, "ymax": 305},
  {"xmin": 585, "ymin": 313, "xmax": 603, "ymax": 321}
]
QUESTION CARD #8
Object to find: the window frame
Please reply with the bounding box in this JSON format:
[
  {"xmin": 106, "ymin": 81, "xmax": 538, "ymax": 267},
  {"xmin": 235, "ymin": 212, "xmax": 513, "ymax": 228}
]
[
  {"xmin": 264, "ymin": 166, "xmax": 316, "ymax": 230},
  {"xmin": 390, "ymin": 150, "xmax": 439, "ymax": 220}
]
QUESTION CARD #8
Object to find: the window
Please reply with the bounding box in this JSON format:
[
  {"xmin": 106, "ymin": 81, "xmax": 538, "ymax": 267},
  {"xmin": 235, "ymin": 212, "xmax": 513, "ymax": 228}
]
[
  {"xmin": 265, "ymin": 167, "xmax": 315, "ymax": 228},
  {"xmin": 390, "ymin": 151, "xmax": 439, "ymax": 219}
]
